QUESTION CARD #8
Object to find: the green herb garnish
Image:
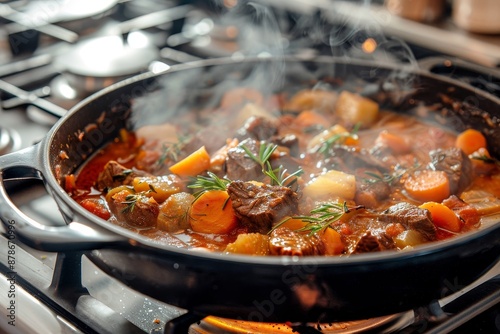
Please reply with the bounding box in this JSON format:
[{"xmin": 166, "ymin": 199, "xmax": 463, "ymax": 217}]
[
  {"xmin": 316, "ymin": 123, "xmax": 360, "ymax": 156},
  {"xmin": 264, "ymin": 162, "xmax": 304, "ymax": 188},
  {"xmin": 241, "ymin": 141, "xmax": 277, "ymax": 171},
  {"xmin": 242, "ymin": 141, "xmax": 303, "ymax": 188},
  {"xmin": 270, "ymin": 202, "xmax": 364, "ymax": 235},
  {"xmin": 112, "ymin": 169, "xmax": 133, "ymax": 182},
  {"xmin": 188, "ymin": 172, "xmax": 231, "ymax": 198}
]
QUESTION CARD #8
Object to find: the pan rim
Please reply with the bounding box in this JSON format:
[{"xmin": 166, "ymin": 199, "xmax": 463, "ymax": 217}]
[{"xmin": 43, "ymin": 55, "xmax": 500, "ymax": 266}]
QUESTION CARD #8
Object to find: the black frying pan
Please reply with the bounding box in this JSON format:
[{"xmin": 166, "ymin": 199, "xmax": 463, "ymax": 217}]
[{"xmin": 0, "ymin": 57, "xmax": 499, "ymax": 322}]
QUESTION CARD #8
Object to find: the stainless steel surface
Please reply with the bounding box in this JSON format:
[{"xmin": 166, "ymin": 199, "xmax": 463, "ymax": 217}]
[{"xmin": 329, "ymin": 1, "xmax": 500, "ymax": 67}]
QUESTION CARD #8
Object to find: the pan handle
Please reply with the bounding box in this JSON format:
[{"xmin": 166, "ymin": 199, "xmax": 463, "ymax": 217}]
[
  {"xmin": 418, "ymin": 56, "xmax": 500, "ymax": 79},
  {"xmin": 0, "ymin": 144, "xmax": 126, "ymax": 251}
]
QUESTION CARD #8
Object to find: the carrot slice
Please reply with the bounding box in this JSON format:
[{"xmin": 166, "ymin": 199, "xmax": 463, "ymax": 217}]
[
  {"xmin": 455, "ymin": 129, "xmax": 487, "ymax": 155},
  {"xmin": 189, "ymin": 190, "xmax": 238, "ymax": 234},
  {"xmin": 375, "ymin": 130, "xmax": 411, "ymax": 154},
  {"xmin": 169, "ymin": 146, "xmax": 210, "ymax": 177},
  {"xmin": 79, "ymin": 198, "xmax": 111, "ymax": 220},
  {"xmin": 404, "ymin": 170, "xmax": 450, "ymax": 202},
  {"xmin": 420, "ymin": 201, "xmax": 461, "ymax": 233}
]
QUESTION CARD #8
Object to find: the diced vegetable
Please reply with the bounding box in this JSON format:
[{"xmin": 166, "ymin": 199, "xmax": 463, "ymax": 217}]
[
  {"xmin": 225, "ymin": 233, "xmax": 270, "ymax": 255},
  {"xmin": 189, "ymin": 190, "xmax": 238, "ymax": 234},
  {"xmin": 169, "ymin": 146, "xmax": 210, "ymax": 177},
  {"xmin": 65, "ymin": 174, "xmax": 76, "ymax": 193},
  {"xmin": 79, "ymin": 198, "xmax": 111, "ymax": 220},
  {"xmin": 284, "ymin": 89, "xmax": 338, "ymax": 113},
  {"xmin": 385, "ymin": 223, "xmax": 405, "ymax": 238},
  {"xmin": 394, "ymin": 230, "xmax": 426, "ymax": 248},
  {"xmin": 293, "ymin": 109, "xmax": 331, "ymax": 129},
  {"xmin": 460, "ymin": 190, "xmax": 500, "ymax": 215},
  {"xmin": 307, "ymin": 124, "xmax": 359, "ymax": 152},
  {"xmin": 404, "ymin": 170, "xmax": 450, "ymax": 202},
  {"xmin": 133, "ymin": 175, "xmax": 183, "ymax": 203},
  {"xmin": 375, "ymin": 130, "xmax": 411, "ymax": 154},
  {"xmin": 335, "ymin": 91, "xmax": 379, "ymax": 127},
  {"xmin": 319, "ymin": 228, "xmax": 344, "ymax": 255},
  {"xmin": 420, "ymin": 201, "xmax": 461, "ymax": 233},
  {"xmin": 455, "ymin": 129, "xmax": 487, "ymax": 155},
  {"xmin": 303, "ymin": 170, "xmax": 356, "ymax": 201},
  {"xmin": 157, "ymin": 192, "xmax": 194, "ymax": 232}
]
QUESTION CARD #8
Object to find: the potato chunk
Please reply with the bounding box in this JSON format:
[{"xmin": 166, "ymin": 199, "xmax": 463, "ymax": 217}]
[
  {"xmin": 335, "ymin": 91, "xmax": 379, "ymax": 127},
  {"xmin": 157, "ymin": 192, "xmax": 194, "ymax": 232},
  {"xmin": 225, "ymin": 233, "xmax": 270, "ymax": 256},
  {"xmin": 303, "ymin": 170, "xmax": 356, "ymax": 201},
  {"xmin": 133, "ymin": 175, "xmax": 184, "ymax": 203}
]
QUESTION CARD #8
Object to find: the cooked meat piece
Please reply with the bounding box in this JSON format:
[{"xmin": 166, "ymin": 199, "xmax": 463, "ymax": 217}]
[
  {"xmin": 96, "ymin": 161, "xmax": 149, "ymax": 191},
  {"xmin": 379, "ymin": 202, "xmax": 437, "ymax": 241},
  {"xmin": 236, "ymin": 116, "xmax": 278, "ymax": 141},
  {"xmin": 352, "ymin": 231, "xmax": 395, "ymax": 254},
  {"xmin": 355, "ymin": 174, "xmax": 391, "ymax": 208},
  {"xmin": 225, "ymin": 138, "xmax": 262, "ymax": 181},
  {"xmin": 227, "ymin": 181, "xmax": 299, "ymax": 233},
  {"xmin": 269, "ymin": 227, "xmax": 326, "ymax": 256},
  {"xmin": 108, "ymin": 189, "xmax": 160, "ymax": 228},
  {"xmin": 271, "ymin": 134, "xmax": 299, "ymax": 157},
  {"xmin": 429, "ymin": 147, "xmax": 473, "ymax": 194},
  {"xmin": 324, "ymin": 146, "xmax": 390, "ymax": 174},
  {"xmin": 442, "ymin": 195, "xmax": 480, "ymax": 228}
]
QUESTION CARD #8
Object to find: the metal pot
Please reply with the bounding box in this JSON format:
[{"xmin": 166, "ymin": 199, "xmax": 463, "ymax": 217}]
[{"xmin": 0, "ymin": 56, "xmax": 499, "ymax": 322}]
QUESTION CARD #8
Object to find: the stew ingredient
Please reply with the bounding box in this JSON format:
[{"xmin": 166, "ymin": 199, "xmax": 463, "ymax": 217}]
[{"xmin": 66, "ymin": 86, "xmax": 500, "ymax": 256}]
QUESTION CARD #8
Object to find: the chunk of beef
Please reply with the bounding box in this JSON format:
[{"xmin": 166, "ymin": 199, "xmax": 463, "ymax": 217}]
[
  {"xmin": 96, "ymin": 161, "xmax": 149, "ymax": 191},
  {"xmin": 379, "ymin": 202, "xmax": 437, "ymax": 241},
  {"xmin": 429, "ymin": 148, "xmax": 473, "ymax": 194},
  {"xmin": 269, "ymin": 227, "xmax": 326, "ymax": 256},
  {"xmin": 442, "ymin": 195, "xmax": 480, "ymax": 228},
  {"xmin": 236, "ymin": 116, "xmax": 278, "ymax": 141},
  {"xmin": 355, "ymin": 173, "xmax": 391, "ymax": 208},
  {"xmin": 107, "ymin": 189, "xmax": 159, "ymax": 228},
  {"xmin": 324, "ymin": 146, "xmax": 390, "ymax": 174},
  {"xmin": 352, "ymin": 231, "xmax": 395, "ymax": 254},
  {"xmin": 227, "ymin": 181, "xmax": 299, "ymax": 233},
  {"xmin": 225, "ymin": 138, "xmax": 262, "ymax": 181}
]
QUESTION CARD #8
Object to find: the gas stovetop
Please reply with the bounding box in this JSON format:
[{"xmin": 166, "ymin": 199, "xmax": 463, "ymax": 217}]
[{"xmin": 0, "ymin": 1, "xmax": 499, "ymax": 333}]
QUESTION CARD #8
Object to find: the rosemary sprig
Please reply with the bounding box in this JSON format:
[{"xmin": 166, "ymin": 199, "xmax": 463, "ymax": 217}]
[
  {"xmin": 270, "ymin": 202, "xmax": 365, "ymax": 235},
  {"xmin": 241, "ymin": 141, "xmax": 278, "ymax": 170},
  {"xmin": 121, "ymin": 194, "xmax": 138, "ymax": 213},
  {"xmin": 188, "ymin": 172, "xmax": 231, "ymax": 198},
  {"xmin": 363, "ymin": 170, "xmax": 402, "ymax": 185},
  {"xmin": 120, "ymin": 185, "xmax": 157, "ymax": 213},
  {"xmin": 242, "ymin": 141, "xmax": 303, "ymax": 188},
  {"xmin": 317, "ymin": 123, "xmax": 360, "ymax": 156},
  {"xmin": 363, "ymin": 160, "xmax": 421, "ymax": 185},
  {"xmin": 471, "ymin": 154, "xmax": 500, "ymax": 166},
  {"xmin": 112, "ymin": 169, "xmax": 133, "ymax": 182},
  {"xmin": 157, "ymin": 135, "xmax": 190, "ymax": 165},
  {"xmin": 264, "ymin": 161, "xmax": 304, "ymax": 188}
]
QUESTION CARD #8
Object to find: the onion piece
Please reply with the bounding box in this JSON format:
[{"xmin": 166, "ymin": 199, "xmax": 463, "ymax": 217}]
[{"xmin": 460, "ymin": 190, "xmax": 500, "ymax": 215}]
